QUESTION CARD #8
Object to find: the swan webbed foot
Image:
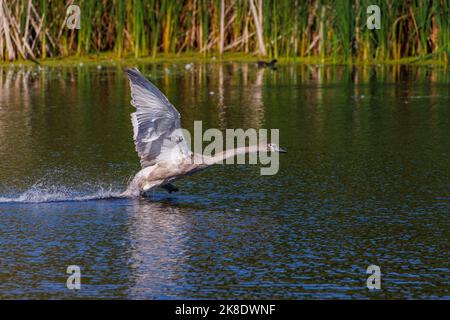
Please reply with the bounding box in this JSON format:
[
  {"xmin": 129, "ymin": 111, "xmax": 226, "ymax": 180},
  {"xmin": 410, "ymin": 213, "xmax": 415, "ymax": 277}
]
[{"xmin": 161, "ymin": 183, "xmax": 179, "ymax": 193}]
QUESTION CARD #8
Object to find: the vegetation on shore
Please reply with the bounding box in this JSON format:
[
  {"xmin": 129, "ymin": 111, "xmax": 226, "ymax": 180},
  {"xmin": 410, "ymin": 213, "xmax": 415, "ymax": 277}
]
[{"xmin": 1, "ymin": 0, "xmax": 449, "ymax": 64}]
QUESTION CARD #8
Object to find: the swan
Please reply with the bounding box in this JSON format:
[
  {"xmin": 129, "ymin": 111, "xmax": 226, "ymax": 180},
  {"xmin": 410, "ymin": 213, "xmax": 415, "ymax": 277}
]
[{"xmin": 121, "ymin": 68, "xmax": 286, "ymax": 197}]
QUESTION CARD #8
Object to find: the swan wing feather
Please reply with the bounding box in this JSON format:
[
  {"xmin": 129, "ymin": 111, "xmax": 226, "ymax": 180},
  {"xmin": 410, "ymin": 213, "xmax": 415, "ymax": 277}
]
[{"xmin": 125, "ymin": 68, "xmax": 190, "ymax": 167}]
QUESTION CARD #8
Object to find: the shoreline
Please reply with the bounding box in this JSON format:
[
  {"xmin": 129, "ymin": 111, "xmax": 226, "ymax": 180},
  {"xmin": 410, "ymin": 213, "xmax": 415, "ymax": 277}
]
[{"xmin": 0, "ymin": 52, "xmax": 448, "ymax": 68}]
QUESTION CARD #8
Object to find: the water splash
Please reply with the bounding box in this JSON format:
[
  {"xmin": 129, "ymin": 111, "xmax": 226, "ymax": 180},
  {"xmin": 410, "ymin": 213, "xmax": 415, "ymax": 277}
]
[{"xmin": 0, "ymin": 182, "xmax": 123, "ymax": 203}]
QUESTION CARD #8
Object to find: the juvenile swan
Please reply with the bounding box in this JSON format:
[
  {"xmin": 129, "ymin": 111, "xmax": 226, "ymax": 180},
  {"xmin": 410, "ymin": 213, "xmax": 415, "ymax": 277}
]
[{"xmin": 121, "ymin": 68, "xmax": 286, "ymax": 197}]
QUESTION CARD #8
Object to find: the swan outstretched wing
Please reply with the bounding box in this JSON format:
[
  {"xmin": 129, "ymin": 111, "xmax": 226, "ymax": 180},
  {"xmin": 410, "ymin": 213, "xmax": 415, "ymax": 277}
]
[{"xmin": 125, "ymin": 68, "xmax": 191, "ymax": 167}]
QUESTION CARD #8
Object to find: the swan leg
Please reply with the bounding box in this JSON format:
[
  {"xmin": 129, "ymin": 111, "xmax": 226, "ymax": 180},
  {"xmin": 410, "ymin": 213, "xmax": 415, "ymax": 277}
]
[{"xmin": 161, "ymin": 183, "xmax": 179, "ymax": 193}]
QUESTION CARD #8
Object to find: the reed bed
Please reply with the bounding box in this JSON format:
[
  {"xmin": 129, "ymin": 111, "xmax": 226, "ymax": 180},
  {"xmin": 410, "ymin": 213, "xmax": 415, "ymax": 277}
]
[{"xmin": 0, "ymin": 0, "xmax": 449, "ymax": 63}]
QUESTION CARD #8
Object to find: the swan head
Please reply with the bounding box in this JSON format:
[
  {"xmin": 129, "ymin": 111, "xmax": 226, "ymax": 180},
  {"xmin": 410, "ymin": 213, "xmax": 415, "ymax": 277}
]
[{"xmin": 267, "ymin": 143, "xmax": 287, "ymax": 153}]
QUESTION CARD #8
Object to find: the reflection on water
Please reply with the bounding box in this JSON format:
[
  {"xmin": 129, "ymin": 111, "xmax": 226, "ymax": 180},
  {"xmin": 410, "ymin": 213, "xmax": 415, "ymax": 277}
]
[
  {"xmin": 125, "ymin": 200, "xmax": 194, "ymax": 299},
  {"xmin": 0, "ymin": 63, "xmax": 449, "ymax": 299}
]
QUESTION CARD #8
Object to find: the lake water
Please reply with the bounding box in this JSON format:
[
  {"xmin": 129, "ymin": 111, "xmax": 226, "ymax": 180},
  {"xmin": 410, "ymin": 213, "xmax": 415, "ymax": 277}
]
[{"xmin": 0, "ymin": 63, "xmax": 448, "ymax": 299}]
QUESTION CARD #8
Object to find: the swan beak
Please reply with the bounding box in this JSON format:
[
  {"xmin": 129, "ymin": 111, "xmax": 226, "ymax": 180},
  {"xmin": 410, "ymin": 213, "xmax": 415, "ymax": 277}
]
[{"xmin": 278, "ymin": 147, "xmax": 287, "ymax": 153}]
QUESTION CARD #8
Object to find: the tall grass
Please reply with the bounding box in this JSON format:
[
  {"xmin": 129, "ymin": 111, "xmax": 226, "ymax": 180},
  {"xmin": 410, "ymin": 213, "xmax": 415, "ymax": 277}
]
[{"xmin": 0, "ymin": 0, "xmax": 450, "ymax": 63}]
